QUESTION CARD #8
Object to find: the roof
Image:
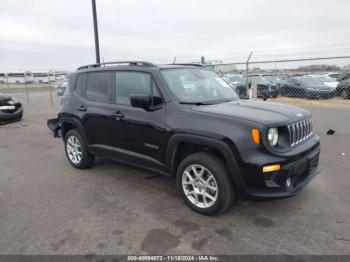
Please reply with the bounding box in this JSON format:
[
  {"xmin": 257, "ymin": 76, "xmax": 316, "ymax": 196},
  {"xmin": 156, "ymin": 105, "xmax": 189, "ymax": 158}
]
[{"xmin": 76, "ymin": 61, "xmax": 206, "ymax": 72}]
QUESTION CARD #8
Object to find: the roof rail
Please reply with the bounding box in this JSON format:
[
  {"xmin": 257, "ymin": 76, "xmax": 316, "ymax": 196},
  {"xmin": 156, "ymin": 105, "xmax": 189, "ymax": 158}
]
[
  {"xmin": 77, "ymin": 61, "xmax": 157, "ymax": 70},
  {"xmin": 170, "ymin": 63, "xmax": 205, "ymax": 67}
]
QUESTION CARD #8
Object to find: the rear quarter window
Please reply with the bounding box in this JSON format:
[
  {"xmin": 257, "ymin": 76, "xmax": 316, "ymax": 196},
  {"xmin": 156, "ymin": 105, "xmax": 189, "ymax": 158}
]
[
  {"xmin": 86, "ymin": 72, "xmax": 113, "ymax": 103},
  {"xmin": 75, "ymin": 74, "xmax": 85, "ymax": 96}
]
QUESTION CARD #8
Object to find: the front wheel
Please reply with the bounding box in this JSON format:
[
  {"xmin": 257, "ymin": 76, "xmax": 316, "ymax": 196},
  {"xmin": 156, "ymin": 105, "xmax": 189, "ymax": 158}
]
[
  {"xmin": 176, "ymin": 152, "xmax": 235, "ymax": 215},
  {"xmin": 64, "ymin": 129, "xmax": 95, "ymax": 169}
]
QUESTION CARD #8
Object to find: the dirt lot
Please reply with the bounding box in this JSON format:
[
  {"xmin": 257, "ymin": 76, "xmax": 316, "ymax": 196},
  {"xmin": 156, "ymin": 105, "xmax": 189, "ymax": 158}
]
[{"xmin": 0, "ymin": 92, "xmax": 350, "ymax": 255}]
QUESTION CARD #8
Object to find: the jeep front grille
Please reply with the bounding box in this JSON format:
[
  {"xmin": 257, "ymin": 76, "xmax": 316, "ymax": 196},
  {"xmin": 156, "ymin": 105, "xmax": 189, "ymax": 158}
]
[{"xmin": 287, "ymin": 118, "xmax": 313, "ymax": 147}]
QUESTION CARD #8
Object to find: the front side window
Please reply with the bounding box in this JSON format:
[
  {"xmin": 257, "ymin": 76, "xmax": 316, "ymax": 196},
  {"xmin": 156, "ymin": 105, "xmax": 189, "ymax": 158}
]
[
  {"xmin": 86, "ymin": 72, "xmax": 113, "ymax": 103},
  {"xmin": 115, "ymin": 72, "xmax": 162, "ymax": 106},
  {"xmin": 161, "ymin": 68, "xmax": 239, "ymax": 104}
]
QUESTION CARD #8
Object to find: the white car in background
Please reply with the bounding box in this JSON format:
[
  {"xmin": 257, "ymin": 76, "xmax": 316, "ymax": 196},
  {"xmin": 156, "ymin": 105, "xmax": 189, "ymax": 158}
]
[{"xmin": 307, "ymin": 74, "xmax": 338, "ymax": 89}]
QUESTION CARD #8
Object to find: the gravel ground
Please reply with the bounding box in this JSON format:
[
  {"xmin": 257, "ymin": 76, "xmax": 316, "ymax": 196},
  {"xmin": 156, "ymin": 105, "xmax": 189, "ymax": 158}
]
[{"xmin": 0, "ymin": 92, "xmax": 349, "ymax": 255}]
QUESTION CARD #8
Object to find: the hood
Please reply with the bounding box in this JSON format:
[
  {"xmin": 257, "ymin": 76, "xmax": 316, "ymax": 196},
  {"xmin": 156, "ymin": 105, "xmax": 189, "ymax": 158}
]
[
  {"xmin": 190, "ymin": 100, "xmax": 310, "ymax": 126},
  {"xmin": 323, "ymin": 81, "xmax": 338, "ymax": 88},
  {"xmin": 0, "ymin": 93, "xmax": 11, "ymax": 103},
  {"xmin": 304, "ymin": 82, "xmax": 331, "ymax": 89}
]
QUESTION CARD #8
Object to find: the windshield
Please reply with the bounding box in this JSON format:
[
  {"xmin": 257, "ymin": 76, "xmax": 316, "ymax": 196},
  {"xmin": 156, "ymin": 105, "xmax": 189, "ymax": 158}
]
[
  {"xmin": 299, "ymin": 77, "xmax": 325, "ymax": 86},
  {"xmin": 265, "ymin": 76, "xmax": 280, "ymax": 84},
  {"xmin": 228, "ymin": 75, "xmax": 243, "ymax": 83},
  {"xmin": 312, "ymin": 75, "xmax": 336, "ymax": 82},
  {"xmin": 257, "ymin": 77, "xmax": 272, "ymax": 85},
  {"xmin": 161, "ymin": 68, "xmax": 239, "ymax": 104}
]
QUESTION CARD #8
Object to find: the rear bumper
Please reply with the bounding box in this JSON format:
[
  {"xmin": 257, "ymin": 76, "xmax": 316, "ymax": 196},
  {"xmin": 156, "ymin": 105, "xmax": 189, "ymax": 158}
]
[
  {"xmin": 47, "ymin": 118, "xmax": 62, "ymax": 137},
  {"xmin": 240, "ymin": 141, "xmax": 320, "ymax": 199}
]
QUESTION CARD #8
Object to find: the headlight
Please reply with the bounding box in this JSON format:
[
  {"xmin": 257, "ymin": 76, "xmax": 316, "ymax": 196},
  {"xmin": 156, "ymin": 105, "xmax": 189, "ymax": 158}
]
[
  {"xmin": 267, "ymin": 128, "xmax": 279, "ymax": 147},
  {"xmin": 8, "ymin": 98, "xmax": 17, "ymax": 105}
]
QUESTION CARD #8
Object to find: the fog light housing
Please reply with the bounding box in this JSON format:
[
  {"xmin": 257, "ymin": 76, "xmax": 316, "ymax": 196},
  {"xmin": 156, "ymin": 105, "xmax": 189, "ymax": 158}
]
[
  {"xmin": 286, "ymin": 177, "xmax": 292, "ymax": 187},
  {"xmin": 262, "ymin": 164, "xmax": 281, "ymax": 173}
]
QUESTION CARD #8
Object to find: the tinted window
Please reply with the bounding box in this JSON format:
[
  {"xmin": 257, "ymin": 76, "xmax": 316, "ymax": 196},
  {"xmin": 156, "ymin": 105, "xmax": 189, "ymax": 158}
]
[
  {"xmin": 86, "ymin": 72, "xmax": 112, "ymax": 103},
  {"xmin": 75, "ymin": 74, "xmax": 85, "ymax": 95},
  {"xmin": 116, "ymin": 72, "xmax": 161, "ymax": 105}
]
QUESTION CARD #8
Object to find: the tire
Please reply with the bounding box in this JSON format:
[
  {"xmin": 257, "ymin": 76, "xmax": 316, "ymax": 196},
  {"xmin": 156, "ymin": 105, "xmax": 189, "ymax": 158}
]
[
  {"xmin": 176, "ymin": 152, "xmax": 235, "ymax": 215},
  {"xmin": 64, "ymin": 129, "xmax": 95, "ymax": 169}
]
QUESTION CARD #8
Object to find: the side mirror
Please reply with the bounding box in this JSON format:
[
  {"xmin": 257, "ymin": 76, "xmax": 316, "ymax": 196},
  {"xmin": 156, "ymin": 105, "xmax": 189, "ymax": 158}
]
[{"xmin": 130, "ymin": 94, "xmax": 152, "ymax": 110}]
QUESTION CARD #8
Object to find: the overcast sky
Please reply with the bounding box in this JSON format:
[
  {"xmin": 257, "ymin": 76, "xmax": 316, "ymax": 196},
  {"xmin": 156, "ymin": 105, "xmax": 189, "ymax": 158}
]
[{"xmin": 0, "ymin": 0, "xmax": 349, "ymax": 70}]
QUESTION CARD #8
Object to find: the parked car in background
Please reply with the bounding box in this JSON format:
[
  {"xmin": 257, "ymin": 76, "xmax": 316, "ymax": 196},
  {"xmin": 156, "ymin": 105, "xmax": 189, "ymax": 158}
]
[
  {"xmin": 336, "ymin": 79, "xmax": 350, "ymax": 99},
  {"xmin": 307, "ymin": 75, "xmax": 338, "ymax": 90},
  {"xmin": 256, "ymin": 77, "xmax": 279, "ymax": 98},
  {"xmin": 33, "ymin": 72, "xmax": 49, "ymax": 84},
  {"xmin": 0, "ymin": 93, "xmax": 23, "ymax": 124},
  {"xmin": 224, "ymin": 74, "xmax": 248, "ymax": 99},
  {"xmin": 264, "ymin": 75, "xmax": 282, "ymax": 86},
  {"xmin": 336, "ymin": 70, "xmax": 350, "ymax": 82},
  {"xmin": 326, "ymin": 72, "xmax": 340, "ymax": 79},
  {"xmin": 57, "ymin": 79, "xmax": 69, "ymax": 96},
  {"xmin": 280, "ymin": 77, "xmax": 335, "ymax": 99}
]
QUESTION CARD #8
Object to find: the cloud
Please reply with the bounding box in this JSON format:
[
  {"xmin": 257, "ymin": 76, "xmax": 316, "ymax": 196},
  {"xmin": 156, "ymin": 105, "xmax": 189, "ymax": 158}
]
[{"xmin": 0, "ymin": 0, "xmax": 349, "ymax": 70}]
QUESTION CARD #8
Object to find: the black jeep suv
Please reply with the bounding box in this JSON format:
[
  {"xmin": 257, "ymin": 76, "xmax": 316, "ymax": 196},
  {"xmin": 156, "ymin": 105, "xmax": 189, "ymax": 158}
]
[{"xmin": 49, "ymin": 61, "xmax": 320, "ymax": 215}]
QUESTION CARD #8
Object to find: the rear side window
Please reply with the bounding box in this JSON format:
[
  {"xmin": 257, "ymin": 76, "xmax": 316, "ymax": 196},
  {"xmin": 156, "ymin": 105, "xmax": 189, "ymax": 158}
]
[
  {"xmin": 116, "ymin": 72, "xmax": 161, "ymax": 105},
  {"xmin": 75, "ymin": 74, "xmax": 85, "ymax": 95},
  {"xmin": 86, "ymin": 72, "xmax": 113, "ymax": 103}
]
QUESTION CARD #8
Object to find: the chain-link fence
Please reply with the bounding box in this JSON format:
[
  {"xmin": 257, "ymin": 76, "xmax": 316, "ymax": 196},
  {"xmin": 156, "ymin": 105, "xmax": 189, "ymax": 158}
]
[
  {"xmin": 216, "ymin": 55, "xmax": 350, "ymax": 104},
  {"xmin": 1, "ymin": 55, "xmax": 350, "ymax": 108},
  {"xmin": 0, "ymin": 73, "xmax": 66, "ymax": 107}
]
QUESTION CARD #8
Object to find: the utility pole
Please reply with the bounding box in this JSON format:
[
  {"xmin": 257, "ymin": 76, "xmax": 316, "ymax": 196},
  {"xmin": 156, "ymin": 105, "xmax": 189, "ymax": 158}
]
[{"xmin": 91, "ymin": 0, "xmax": 101, "ymax": 64}]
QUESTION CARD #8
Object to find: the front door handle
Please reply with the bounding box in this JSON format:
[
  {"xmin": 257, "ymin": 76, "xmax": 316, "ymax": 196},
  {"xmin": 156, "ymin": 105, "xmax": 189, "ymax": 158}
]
[
  {"xmin": 76, "ymin": 105, "xmax": 87, "ymax": 112},
  {"xmin": 111, "ymin": 111, "xmax": 124, "ymax": 120}
]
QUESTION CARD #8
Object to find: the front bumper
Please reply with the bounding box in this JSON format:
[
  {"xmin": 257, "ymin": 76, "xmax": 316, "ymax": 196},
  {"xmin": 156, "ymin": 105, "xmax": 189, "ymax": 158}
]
[
  {"xmin": 306, "ymin": 90, "xmax": 335, "ymax": 99},
  {"xmin": 241, "ymin": 139, "xmax": 320, "ymax": 199},
  {"xmin": 0, "ymin": 103, "xmax": 23, "ymax": 124}
]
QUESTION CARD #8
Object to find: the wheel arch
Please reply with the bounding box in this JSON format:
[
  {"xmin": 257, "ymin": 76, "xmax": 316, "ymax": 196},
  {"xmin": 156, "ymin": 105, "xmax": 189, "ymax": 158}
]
[
  {"xmin": 166, "ymin": 134, "xmax": 245, "ymax": 190},
  {"xmin": 60, "ymin": 116, "xmax": 86, "ymax": 140}
]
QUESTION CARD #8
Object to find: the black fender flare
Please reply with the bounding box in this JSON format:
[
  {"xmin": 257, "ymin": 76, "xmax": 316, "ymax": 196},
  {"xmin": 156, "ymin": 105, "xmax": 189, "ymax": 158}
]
[
  {"xmin": 59, "ymin": 115, "xmax": 87, "ymax": 141},
  {"xmin": 165, "ymin": 133, "xmax": 245, "ymax": 189}
]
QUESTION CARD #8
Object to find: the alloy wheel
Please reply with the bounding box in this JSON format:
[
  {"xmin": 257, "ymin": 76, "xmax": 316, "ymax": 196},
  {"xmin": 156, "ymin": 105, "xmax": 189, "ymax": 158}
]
[
  {"xmin": 66, "ymin": 135, "xmax": 83, "ymax": 164},
  {"xmin": 182, "ymin": 164, "xmax": 218, "ymax": 208}
]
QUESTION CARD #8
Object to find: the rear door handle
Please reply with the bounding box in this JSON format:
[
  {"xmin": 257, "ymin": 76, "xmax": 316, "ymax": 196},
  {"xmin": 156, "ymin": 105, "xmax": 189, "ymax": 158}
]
[
  {"xmin": 111, "ymin": 111, "xmax": 124, "ymax": 120},
  {"xmin": 76, "ymin": 105, "xmax": 87, "ymax": 112}
]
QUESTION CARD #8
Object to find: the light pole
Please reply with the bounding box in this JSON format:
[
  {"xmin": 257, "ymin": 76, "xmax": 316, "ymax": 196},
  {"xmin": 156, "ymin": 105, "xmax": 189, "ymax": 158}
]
[{"xmin": 91, "ymin": 0, "xmax": 101, "ymax": 64}]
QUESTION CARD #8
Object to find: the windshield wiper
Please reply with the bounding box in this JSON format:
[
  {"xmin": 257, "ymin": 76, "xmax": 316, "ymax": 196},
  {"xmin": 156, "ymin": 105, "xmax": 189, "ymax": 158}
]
[{"xmin": 179, "ymin": 101, "xmax": 213, "ymax": 105}]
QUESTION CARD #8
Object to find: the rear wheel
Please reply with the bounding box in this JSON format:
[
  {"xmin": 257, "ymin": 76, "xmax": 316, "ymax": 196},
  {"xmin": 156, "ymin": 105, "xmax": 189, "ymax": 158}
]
[
  {"xmin": 176, "ymin": 152, "xmax": 235, "ymax": 215},
  {"xmin": 64, "ymin": 129, "xmax": 94, "ymax": 169}
]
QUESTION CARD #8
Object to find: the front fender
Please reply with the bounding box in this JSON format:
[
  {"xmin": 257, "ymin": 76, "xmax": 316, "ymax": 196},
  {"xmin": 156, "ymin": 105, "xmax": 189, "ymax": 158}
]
[{"xmin": 165, "ymin": 133, "xmax": 245, "ymax": 190}]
